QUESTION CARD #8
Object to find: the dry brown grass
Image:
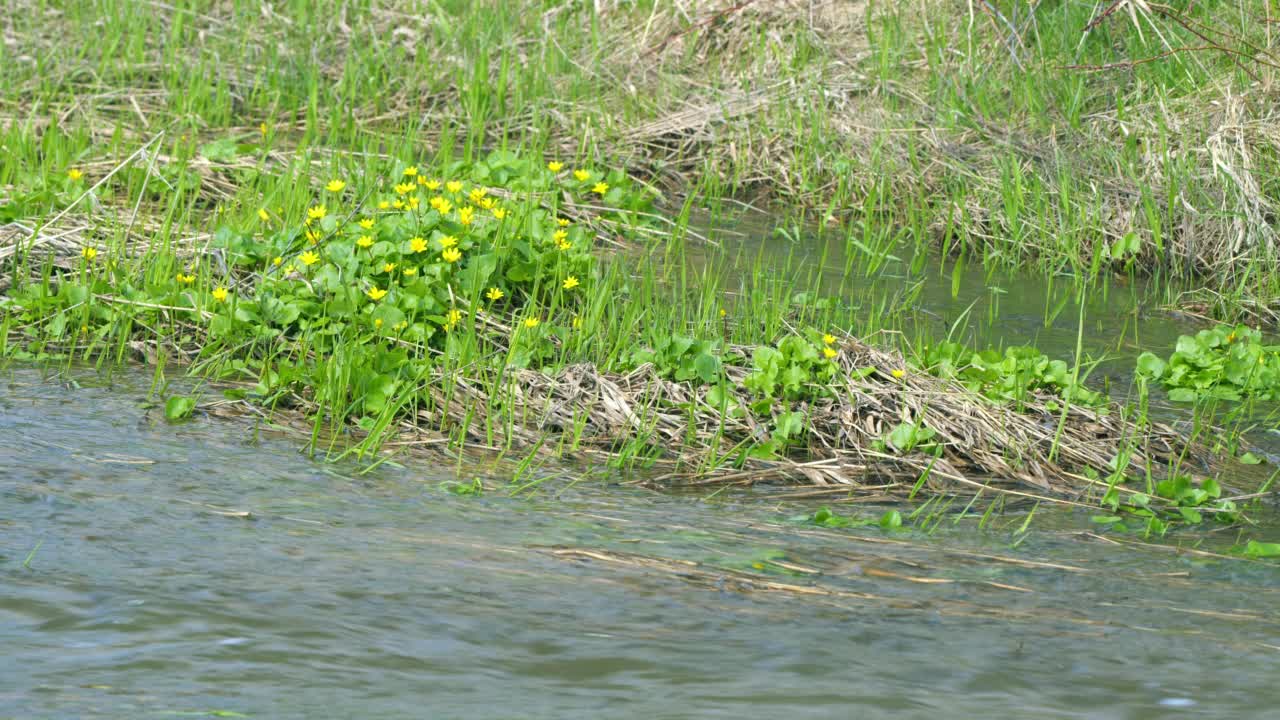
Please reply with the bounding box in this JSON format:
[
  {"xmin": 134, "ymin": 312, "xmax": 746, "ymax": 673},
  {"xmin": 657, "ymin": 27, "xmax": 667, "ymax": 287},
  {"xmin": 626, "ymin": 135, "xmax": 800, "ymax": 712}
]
[{"xmin": 391, "ymin": 333, "xmax": 1203, "ymax": 505}]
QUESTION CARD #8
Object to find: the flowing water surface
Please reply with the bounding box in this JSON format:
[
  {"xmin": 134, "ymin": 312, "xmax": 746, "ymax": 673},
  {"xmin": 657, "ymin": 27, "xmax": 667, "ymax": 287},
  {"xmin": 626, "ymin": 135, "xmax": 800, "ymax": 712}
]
[
  {"xmin": 5, "ymin": 212, "xmax": 1280, "ymax": 719},
  {"xmin": 3, "ymin": 366, "xmax": 1280, "ymax": 719}
]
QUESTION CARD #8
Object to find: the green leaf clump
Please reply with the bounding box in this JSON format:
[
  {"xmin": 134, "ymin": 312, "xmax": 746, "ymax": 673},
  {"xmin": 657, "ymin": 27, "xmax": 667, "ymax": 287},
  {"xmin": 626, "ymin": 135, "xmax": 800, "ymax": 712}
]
[
  {"xmin": 923, "ymin": 342, "xmax": 1103, "ymax": 407},
  {"xmin": 1136, "ymin": 325, "xmax": 1280, "ymax": 403}
]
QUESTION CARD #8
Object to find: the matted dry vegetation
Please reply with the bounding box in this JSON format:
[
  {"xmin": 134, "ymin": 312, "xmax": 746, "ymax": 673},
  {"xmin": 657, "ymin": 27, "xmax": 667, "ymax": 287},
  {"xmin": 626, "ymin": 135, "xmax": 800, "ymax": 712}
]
[{"xmin": 406, "ymin": 335, "xmax": 1198, "ymax": 502}]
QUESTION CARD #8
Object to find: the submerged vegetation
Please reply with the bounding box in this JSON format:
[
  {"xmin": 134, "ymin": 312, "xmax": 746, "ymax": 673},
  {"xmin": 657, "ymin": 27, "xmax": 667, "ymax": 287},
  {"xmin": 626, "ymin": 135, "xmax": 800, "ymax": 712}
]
[{"xmin": 2, "ymin": 0, "xmax": 1279, "ymax": 546}]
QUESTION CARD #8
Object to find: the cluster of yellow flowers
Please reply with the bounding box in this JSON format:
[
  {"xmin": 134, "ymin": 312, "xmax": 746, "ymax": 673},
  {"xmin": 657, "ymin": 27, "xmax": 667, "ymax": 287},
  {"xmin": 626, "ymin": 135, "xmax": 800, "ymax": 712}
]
[
  {"xmin": 293, "ymin": 173, "xmax": 509, "ymax": 293},
  {"xmin": 234, "ymin": 160, "xmax": 607, "ymax": 338}
]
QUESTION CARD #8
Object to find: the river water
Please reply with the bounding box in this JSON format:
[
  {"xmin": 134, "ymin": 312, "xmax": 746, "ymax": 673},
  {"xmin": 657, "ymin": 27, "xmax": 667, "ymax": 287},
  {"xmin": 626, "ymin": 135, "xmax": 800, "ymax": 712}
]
[{"xmin": 3, "ymin": 366, "xmax": 1279, "ymax": 719}]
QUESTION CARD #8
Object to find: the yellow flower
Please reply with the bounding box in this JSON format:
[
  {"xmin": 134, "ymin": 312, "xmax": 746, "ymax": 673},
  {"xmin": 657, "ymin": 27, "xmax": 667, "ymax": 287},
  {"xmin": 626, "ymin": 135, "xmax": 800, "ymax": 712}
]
[
  {"xmin": 357, "ymin": 235, "xmax": 374, "ymax": 248},
  {"xmin": 548, "ymin": 161, "xmax": 564, "ymax": 172},
  {"xmin": 407, "ymin": 196, "xmax": 420, "ymax": 209},
  {"xmin": 378, "ymin": 200, "xmax": 391, "ymax": 210},
  {"xmin": 212, "ymin": 287, "xmax": 229, "ymax": 303},
  {"xmin": 891, "ymin": 369, "xmax": 906, "ymax": 379},
  {"xmin": 272, "ymin": 256, "xmax": 283, "ymax": 266},
  {"xmin": 552, "ymin": 229, "xmax": 568, "ymax": 243},
  {"xmin": 305, "ymin": 229, "xmax": 321, "ymax": 244},
  {"xmin": 444, "ymin": 308, "xmax": 464, "ymax": 331},
  {"xmin": 823, "ymin": 334, "xmax": 836, "ymax": 345},
  {"xmin": 383, "ymin": 262, "xmax": 397, "ymax": 273},
  {"xmin": 424, "ymin": 179, "xmax": 441, "ymax": 191},
  {"xmin": 458, "ymin": 206, "xmax": 475, "ymax": 225},
  {"xmin": 563, "ymin": 276, "xmax": 580, "ymax": 290},
  {"xmin": 409, "ymin": 236, "xmax": 428, "ymax": 253},
  {"xmin": 485, "ymin": 287, "xmax": 504, "ymax": 301},
  {"xmin": 557, "ymin": 217, "xmax": 571, "ymax": 227},
  {"xmin": 468, "ymin": 187, "xmax": 488, "ymax": 204},
  {"xmin": 300, "ymin": 251, "xmax": 320, "ymax": 266},
  {"xmin": 573, "ymin": 169, "xmax": 591, "ymax": 182},
  {"xmin": 81, "ymin": 246, "xmax": 98, "ymax": 260},
  {"xmin": 375, "ymin": 318, "xmax": 383, "ymax": 329},
  {"xmin": 392, "ymin": 200, "xmax": 404, "ymax": 209},
  {"xmin": 67, "ymin": 168, "xmax": 83, "ymax": 181},
  {"xmin": 430, "ymin": 197, "xmax": 453, "ymax": 214},
  {"xmin": 403, "ymin": 166, "xmax": 418, "ymax": 177},
  {"xmin": 259, "ymin": 122, "xmax": 269, "ymax": 135},
  {"xmin": 479, "ymin": 197, "xmax": 496, "ymax": 210},
  {"xmin": 557, "ymin": 239, "xmax": 572, "ymax": 251},
  {"xmin": 442, "ymin": 247, "xmax": 462, "ymax": 263},
  {"xmin": 325, "ymin": 179, "xmax": 346, "ymax": 193},
  {"xmin": 394, "ymin": 182, "xmax": 415, "ymax": 195},
  {"xmin": 366, "ymin": 286, "xmax": 388, "ymax": 301},
  {"xmin": 572, "ymin": 316, "xmax": 583, "ymax": 329},
  {"xmin": 258, "ymin": 208, "xmax": 270, "ymax": 222},
  {"xmin": 439, "ymin": 235, "xmax": 458, "ymax": 249},
  {"xmin": 416, "ymin": 175, "xmax": 429, "ymax": 186},
  {"xmin": 491, "ymin": 207, "xmax": 507, "ymax": 220},
  {"xmin": 822, "ymin": 347, "xmax": 837, "ymax": 359},
  {"xmin": 176, "ymin": 272, "xmax": 196, "ymax": 284},
  {"xmin": 307, "ymin": 204, "xmax": 327, "ymax": 220},
  {"xmin": 403, "ymin": 267, "xmax": 418, "ymax": 276},
  {"xmin": 445, "ymin": 180, "xmax": 463, "ymax": 194},
  {"xmin": 358, "ymin": 218, "xmax": 375, "ymax": 229},
  {"xmin": 523, "ymin": 317, "xmax": 540, "ymax": 329},
  {"xmin": 592, "ymin": 182, "xmax": 609, "ymax": 195}
]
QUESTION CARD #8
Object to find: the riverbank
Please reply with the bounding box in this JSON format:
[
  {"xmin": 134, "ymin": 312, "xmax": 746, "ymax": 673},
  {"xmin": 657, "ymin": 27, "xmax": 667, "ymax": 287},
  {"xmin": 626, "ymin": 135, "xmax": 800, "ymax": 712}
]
[
  {"xmin": 6, "ymin": 1, "xmax": 1280, "ymax": 317},
  {"xmin": 0, "ymin": 151, "xmax": 1254, "ymax": 533},
  {"xmin": 3, "ymin": 2, "xmax": 1279, "ymax": 542}
]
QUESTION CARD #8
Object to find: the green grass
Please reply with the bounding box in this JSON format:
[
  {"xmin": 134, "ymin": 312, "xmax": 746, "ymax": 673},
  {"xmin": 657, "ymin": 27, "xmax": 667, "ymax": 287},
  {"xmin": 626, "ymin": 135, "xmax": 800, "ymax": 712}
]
[{"xmin": 4, "ymin": 0, "xmax": 1280, "ymax": 314}]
